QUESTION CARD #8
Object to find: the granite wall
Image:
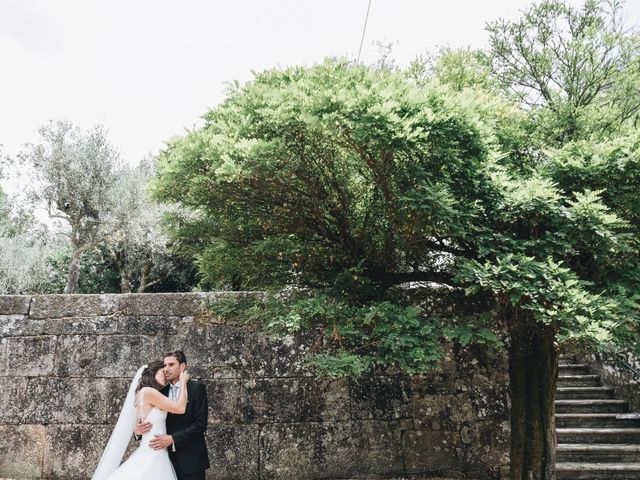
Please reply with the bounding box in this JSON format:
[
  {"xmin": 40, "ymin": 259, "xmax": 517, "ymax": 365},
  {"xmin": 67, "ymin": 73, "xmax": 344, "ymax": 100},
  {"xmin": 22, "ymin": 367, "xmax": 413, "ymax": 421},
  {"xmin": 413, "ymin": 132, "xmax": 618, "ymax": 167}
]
[
  {"xmin": 577, "ymin": 350, "xmax": 640, "ymax": 412},
  {"xmin": 0, "ymin": 293, "xmax": 510, "ymax": 480}
]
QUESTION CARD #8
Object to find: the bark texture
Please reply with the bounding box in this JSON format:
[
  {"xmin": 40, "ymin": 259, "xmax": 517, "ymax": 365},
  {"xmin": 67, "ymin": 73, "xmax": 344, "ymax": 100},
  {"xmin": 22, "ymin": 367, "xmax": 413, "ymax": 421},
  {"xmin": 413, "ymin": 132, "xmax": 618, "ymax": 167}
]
[{"xmin": 508, "ymin": 309, "xmax": 559, "ymax": 480}]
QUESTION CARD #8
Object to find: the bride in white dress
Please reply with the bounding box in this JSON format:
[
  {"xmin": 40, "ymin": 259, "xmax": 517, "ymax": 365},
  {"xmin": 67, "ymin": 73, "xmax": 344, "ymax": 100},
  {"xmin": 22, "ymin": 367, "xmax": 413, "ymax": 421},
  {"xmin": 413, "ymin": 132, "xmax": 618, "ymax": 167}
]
[{"xmin": 92, "ymin": 361, "xmax": 189, "ymax": 480}]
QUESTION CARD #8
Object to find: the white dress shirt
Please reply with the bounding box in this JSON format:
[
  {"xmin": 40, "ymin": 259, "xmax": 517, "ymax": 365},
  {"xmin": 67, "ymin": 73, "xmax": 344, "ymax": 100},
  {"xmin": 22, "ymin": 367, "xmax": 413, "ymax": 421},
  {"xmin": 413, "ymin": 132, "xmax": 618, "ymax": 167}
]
[{"xmin": 169, "ymin": 381, "xmax": 181, "ymax": 452}]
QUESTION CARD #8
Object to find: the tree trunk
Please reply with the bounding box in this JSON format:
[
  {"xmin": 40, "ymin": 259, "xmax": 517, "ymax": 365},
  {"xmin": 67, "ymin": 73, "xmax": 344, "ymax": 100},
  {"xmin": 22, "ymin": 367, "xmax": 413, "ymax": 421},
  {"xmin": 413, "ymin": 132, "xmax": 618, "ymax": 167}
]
[
  {"xmin": 137, "ymin": 263, "xmax": 152, "ymax": 293},
  {"xmin": 120, "ymin": 274, "xmax": 132, "ymax": 293},
  {"xmin": 113, "ymin": 251, "xmax": 132, "ymax": 293},
  {"xmin": 508, "ymin": 311, "xmax": 559, "ymax": 480},
  {"xmin": 65, "ymin": 251, "xmax": 82, "ymax": 294}
]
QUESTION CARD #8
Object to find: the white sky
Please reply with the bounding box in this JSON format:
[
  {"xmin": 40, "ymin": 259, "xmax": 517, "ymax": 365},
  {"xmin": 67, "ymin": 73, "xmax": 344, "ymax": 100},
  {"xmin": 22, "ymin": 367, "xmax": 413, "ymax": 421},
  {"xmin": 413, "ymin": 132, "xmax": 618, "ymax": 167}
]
[{"xmin": 1, "ymin": 0, "xmax": 639, "ymax": 175}]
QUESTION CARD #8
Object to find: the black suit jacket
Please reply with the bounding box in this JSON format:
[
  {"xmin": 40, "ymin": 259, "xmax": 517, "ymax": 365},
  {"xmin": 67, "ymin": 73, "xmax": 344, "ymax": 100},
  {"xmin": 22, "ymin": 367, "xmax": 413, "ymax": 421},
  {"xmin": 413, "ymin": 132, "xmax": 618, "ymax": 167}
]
[{"xmin": 162, "ymin": 379, "xmax": 210, "ymax": 474}]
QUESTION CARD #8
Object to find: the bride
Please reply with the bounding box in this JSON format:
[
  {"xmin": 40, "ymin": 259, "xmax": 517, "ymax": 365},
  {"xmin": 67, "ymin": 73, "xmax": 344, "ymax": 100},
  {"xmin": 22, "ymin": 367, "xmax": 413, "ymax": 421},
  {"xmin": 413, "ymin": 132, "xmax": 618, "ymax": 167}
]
[{"xmin": 92, "ymin": 360, "xmax": 190, "ymax": 479}]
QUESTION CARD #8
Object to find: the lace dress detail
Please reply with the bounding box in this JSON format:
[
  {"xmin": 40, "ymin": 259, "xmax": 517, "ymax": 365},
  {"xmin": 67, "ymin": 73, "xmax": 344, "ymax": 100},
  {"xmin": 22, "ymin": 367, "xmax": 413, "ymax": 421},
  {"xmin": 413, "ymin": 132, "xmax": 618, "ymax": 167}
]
[{"xmin": 105, "ymin": 388, "xmax": 177, "ymax": 480}]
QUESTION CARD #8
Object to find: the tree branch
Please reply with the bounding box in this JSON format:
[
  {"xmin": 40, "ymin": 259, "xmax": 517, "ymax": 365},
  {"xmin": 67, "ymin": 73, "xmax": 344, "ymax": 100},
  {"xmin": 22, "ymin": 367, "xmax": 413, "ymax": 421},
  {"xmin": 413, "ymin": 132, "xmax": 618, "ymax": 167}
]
[{"xmin": 365, "ymin": 269, "xmax": 455, "ymax": 288}]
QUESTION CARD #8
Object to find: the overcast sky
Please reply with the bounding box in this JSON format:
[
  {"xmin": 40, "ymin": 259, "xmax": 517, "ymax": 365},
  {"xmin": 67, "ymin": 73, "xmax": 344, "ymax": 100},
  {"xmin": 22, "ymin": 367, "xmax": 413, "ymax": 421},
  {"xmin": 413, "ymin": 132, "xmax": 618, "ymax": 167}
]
[{"xmin": 1, "ymin": 0, "xmax": 639, "ymax": 174}]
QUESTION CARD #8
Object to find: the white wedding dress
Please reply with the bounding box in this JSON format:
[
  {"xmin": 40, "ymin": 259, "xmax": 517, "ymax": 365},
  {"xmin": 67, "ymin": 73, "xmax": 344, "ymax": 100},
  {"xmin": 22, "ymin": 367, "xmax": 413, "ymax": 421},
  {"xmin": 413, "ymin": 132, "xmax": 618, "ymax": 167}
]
[
  {"xmin": 105, "ymin": 404, "xmax": 177, "ymax": 480},
  {"xmin": 92, "ymin": 366, "xmax": 178, "ymax": 480}
]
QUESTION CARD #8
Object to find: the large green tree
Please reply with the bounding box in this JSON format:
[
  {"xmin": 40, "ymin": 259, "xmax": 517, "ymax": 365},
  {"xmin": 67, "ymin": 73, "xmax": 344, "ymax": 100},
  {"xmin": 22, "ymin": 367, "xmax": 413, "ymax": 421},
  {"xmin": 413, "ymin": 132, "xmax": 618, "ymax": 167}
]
[
  {"xmin": 154, "ymin": 3, "xmax": 640, "ymax": 479},
  {"xmin": 484, "ymin": 1, "xmax": 640, "ymax": 477}
]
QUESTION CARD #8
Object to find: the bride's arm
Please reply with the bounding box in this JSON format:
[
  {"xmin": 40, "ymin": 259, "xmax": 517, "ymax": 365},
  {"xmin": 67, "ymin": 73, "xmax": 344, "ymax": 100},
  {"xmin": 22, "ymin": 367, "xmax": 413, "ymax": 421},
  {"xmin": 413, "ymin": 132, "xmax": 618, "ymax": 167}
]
[{"xmin": 144, "ymin": 382, "xmax": 188, "ymax": 414}]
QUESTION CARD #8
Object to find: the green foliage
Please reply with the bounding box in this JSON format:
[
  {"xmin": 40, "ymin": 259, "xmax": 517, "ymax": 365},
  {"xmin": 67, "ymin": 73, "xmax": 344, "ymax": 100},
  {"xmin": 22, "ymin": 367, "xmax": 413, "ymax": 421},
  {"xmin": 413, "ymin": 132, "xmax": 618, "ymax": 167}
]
[
  {"xmin": 409, "ymin": 47, "xmax": 495, "ymax": 92},
  {"xmin": 41, "ymin": 246, "xmax": 121, "ymax": 294},
  {"xmin": 155, "ymin": 0, "xmax": 640, "ymax": 381},
  {"xmin": 487, "ymin": 0, "xmax": 640, "ymax": 143},
  {"xmin": 209, "ymin": 291, "xmax": 502, "ymax": 378},
  {"xmin": 18, "ymin": 120, "xmax": 123, "ymax": 293},
  {"xmin": 153, "ymin": 59, "xmax": 506, "ymax": 294}
]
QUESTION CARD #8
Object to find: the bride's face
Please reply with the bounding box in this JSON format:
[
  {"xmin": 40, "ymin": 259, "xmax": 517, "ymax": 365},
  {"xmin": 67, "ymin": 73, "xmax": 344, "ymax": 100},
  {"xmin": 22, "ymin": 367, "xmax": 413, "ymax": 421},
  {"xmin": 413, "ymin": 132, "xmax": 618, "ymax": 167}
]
[{"xmin": 155, "ymin": 368, "xmax": 167, "ymax": 388}]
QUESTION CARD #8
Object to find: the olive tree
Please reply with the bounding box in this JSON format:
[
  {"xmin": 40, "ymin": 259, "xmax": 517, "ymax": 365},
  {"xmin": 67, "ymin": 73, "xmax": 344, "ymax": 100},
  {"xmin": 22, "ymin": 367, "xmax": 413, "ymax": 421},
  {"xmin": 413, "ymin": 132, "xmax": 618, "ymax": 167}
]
[
  {"xmin": 18, "ymin": 121, "xmax": 122, "ymax": 293},
  {"xmin": 100, "ymin": 156, "xmax": 181, "ymax": 293}
]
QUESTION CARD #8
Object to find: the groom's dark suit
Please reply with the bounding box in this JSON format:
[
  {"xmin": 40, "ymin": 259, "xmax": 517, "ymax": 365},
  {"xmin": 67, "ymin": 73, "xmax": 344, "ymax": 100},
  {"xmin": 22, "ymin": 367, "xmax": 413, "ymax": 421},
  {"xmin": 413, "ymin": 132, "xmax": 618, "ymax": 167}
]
[{"xmin": 161, "ymin": 379, "xmax": 210, "ymax": 480}]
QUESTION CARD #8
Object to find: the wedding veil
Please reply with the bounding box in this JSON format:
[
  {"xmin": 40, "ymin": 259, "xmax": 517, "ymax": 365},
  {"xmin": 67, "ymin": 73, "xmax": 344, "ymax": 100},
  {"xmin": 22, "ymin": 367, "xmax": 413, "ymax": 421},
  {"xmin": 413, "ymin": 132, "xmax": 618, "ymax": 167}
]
[{"xmin": 92, "ymin": 364, "xmax": 146, "ymax": 480}]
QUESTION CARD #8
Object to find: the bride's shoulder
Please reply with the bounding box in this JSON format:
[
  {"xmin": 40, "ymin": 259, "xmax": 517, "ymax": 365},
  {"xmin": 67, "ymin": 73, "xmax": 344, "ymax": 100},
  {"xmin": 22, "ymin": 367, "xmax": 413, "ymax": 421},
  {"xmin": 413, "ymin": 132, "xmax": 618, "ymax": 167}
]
[
  {"xmin": 139, "ymin": 386, "xmax": 159, "ymax": 396},
  {"xmin": 136, "ymin": 387, "xmax": 157, "ymax": 400}
]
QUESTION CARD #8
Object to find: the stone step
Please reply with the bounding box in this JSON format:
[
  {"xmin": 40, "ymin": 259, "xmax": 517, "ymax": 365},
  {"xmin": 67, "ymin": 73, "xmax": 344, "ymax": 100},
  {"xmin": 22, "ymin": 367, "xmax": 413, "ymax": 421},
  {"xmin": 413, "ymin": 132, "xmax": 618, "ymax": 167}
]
[
  {"xmin": 557, "ymin": 413, "xmax": 640, "ymax": 429},
  {"xmin": 557, "ymin": 428, "xmax": 640, "ymax": 444},
  {"xmin": 556, "ymin": 462, "xmax": 640, "ymax": 479},
  {"xmin": 559, "ymin": 353, "xmax": 577, "ymax": 359},
  {"xmin": 556, "ymin": 399, "xmax": 629, "ymax": 414},
  {"xmin": 556, "ymin": 387, "xmax": 615, "ymax": 400},
  {"xmin": 558, "ymin": 375, "xmax": 601, "ymax": 387},
  {"xmin": 558, "ymin": 444, "xmax": 640, "ymax": 463},
  {"xmin": 559, "ymin": 364, "xmax": 592, "ymax": 375}
]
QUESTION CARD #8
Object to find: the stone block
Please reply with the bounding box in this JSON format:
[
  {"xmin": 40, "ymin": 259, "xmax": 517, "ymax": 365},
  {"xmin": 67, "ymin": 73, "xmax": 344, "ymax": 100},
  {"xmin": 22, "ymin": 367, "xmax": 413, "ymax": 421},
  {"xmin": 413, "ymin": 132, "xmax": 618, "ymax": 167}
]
[
  {"xmin": 316, "ymin": 377, "xmax": 352, "ymax": 423},
  {"xmin": 410, "ymin": 370, "xmax": 508, "ymax": 427},
  {"xmin": 410, "ymin": 392, "xmax": 475, "ymax": 431},
  {"xmin": 403, "ymin": 429, "xmax": 461, "ymax": 473},
  {"xmin": 117, "ymin": 315, "xmax": 180, "ymax": 335},
  {"xmin": 353, "ymin": 420, "xmax": 405, "ymax": 477},
  {"xmin": 454, "ymin": 420, "xmax": 510, "ymax": 470},
  {"xmin": 0, "ymin": 424, "xmax": 46, "ymax": 479},
  {"xmin": 43, "ymin": 424, "xmax": 112, "ymax": 479},
  {"xmin": 0, "ymin": 336, "xmax": 57, "ymax": 376},
  {"xmin": 106, "ymin": 378, "xmax": 133, "ymax": 424},
  {"xmin": 55, "ymin": 335, "xmax": 97, "ymax": 377},
  {"xmin": 466, "ymin": 380, "xmax": 510, "ymax": 422},
  {"xmin": 205, "ymin": 423, "xmax": 260, "ymax": 480},
  {"xmin": 350, "ymin": 375, "xmax": 412, "ymax": 420},
  {"xmin": 454, "ymin": 343, "xmax": 508, "ymax": 373},
  {"xmin": 205, "ymin": 378, "xmax": 242, "ymax": 423},
  {"xmin": 30, "ymin": 294, "xmax": 119, "ymax": 319},
  {"xmin": 22, "ymin": 378, "xmax": 110, "ymax": 424},
  {"xmin": 154, "ymin": 319, "xmax": 255, "ymax": 379},
  {"xmin": 118, "ymin": 293, "xmax": 208, "ymax": 316},
  {"xmin": 94, "ymin": 335, "xmax": 155, "ymax": 377},
  {"xmin": 247, "ymin": 329, "xmax": 320, "ymax": 377},
  {"xmin": 154, "ymin": 316, "xmax": 212, "ymax": 364},
  {"xmin": 402, "ymin": 420, "xmax": 508, "ymax": 478},
  {"xmin": 204, "ymin": 324, "xmax": 253, "ymax": 369},
  {"xmin": 44, "ymin": 316, "xmax": 118, "ymax": 335},
  {"xmin": 0, "ymin": 295, "xmax": 32, "ymax": 315},
  {"xmin": 239, "ymin": 377, "xmax": 350, "ymax": 424},
  {"xmin": 411, "ymin": 372, "xmax": 459, "ymax": 395},
  {"xmin": 0, "ymin": 377, "xmax": 29, "ymax": 424},
  {"xmin": 0, "ymin": 314, "xmax": 45, "ymax": 336},
  {"xmin": 259, "ymin": 420, "xmax": 404, "ymax": 480}
]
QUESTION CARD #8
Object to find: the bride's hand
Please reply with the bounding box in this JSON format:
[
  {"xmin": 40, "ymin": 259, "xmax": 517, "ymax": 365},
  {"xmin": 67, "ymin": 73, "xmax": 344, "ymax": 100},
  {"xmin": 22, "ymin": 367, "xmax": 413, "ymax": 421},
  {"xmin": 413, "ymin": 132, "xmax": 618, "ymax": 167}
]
[{"xmin": 179, "ymin": 370, "xmax": 190, "ymax": 384}]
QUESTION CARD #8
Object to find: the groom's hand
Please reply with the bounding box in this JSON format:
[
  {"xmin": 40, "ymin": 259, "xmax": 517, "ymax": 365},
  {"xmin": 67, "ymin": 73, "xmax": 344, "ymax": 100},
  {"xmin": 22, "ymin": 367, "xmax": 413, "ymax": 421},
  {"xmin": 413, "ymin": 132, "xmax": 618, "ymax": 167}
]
[
  {"xmin": 149, "ymin": 434, "xmax": 174, "ymax": 450},
  {"xmin": 134, "ymin": 420, "xmax": 152, "ymax": 436}
]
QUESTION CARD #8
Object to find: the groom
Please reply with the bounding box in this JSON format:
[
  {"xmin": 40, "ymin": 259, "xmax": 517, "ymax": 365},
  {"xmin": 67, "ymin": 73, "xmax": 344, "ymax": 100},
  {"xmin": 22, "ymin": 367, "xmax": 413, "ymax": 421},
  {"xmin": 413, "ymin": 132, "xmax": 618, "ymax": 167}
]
[{"xmin": 135, "ymin": 349, "xmax": 210, "ymax": 480}]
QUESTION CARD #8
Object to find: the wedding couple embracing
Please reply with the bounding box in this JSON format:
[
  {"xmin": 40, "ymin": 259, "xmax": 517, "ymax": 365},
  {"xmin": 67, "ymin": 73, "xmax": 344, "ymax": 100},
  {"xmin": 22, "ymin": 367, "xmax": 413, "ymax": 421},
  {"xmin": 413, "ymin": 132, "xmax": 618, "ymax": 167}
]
[{"xmin": 92, "ymin": 350, "xmax": 211, "ymax": 480}]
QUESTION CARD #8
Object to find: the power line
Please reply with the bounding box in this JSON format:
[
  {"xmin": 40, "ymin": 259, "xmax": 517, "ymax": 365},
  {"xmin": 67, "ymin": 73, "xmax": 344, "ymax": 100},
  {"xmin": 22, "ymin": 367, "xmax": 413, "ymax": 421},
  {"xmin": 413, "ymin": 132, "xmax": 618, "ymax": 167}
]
[{"xmin": 357, "ymin": 0, "xmax": 372, "ymax": 63}]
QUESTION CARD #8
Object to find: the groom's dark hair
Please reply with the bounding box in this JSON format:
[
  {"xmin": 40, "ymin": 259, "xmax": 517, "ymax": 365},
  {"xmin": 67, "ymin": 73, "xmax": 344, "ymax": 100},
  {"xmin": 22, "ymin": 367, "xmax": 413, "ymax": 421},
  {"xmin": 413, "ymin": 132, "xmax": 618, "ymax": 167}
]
[{"xmin": 164, "ymin": 349, "xmax": 187, "ymax": 365}]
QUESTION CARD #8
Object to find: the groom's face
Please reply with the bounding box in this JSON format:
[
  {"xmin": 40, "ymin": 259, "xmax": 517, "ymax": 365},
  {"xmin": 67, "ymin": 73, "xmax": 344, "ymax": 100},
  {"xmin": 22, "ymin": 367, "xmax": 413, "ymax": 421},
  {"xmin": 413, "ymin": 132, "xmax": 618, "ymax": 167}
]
[{"xmin": 164, "ymin": 355, "xmax": 185, "ymax": 384}]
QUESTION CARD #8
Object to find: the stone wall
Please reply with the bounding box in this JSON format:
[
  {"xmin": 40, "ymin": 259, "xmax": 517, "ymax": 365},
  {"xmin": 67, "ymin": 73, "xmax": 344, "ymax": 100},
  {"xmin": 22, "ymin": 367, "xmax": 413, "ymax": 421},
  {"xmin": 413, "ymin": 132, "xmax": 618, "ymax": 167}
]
[
  {"xmin": 577, "ymin": 350, "xmax": 640, "ymax": 412},
  {"xmin": 0, "ymin": 293, "xmax": 510, "ymax": 480}
]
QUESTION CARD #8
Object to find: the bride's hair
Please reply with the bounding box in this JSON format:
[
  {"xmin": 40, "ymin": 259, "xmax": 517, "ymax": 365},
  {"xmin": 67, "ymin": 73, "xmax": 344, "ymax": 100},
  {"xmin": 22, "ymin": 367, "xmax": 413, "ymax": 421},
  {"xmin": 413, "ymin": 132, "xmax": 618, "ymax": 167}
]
[{"xmin": 135, "ymin": 360, "xmax": 165, "ymax": 394}]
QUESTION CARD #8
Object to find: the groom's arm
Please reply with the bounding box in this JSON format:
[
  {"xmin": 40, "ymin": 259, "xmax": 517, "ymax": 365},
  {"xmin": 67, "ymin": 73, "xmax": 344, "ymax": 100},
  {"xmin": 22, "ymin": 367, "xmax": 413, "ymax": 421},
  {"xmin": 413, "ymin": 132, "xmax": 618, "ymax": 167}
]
[
  {"xmin": 171, "ymin": 381, "xmax": 208, "ymax": 449},
  {"xmin": 134, "ymin": 420, "xmax": 152, "ymax": 440}
]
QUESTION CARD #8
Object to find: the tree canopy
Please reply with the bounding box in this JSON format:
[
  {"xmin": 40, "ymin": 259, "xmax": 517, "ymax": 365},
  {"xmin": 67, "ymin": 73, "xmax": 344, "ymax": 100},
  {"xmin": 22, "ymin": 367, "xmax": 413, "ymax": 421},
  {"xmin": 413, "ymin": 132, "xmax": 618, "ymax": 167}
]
[
  {"xmin": 154, "ymin": 54, "xmax": 639, "ymax": 354},
  {"xmin": 154, "ymin": 4, "xmax": 640, "ymax": 477}
]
